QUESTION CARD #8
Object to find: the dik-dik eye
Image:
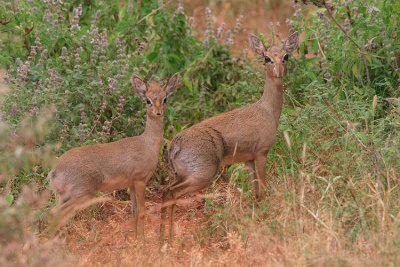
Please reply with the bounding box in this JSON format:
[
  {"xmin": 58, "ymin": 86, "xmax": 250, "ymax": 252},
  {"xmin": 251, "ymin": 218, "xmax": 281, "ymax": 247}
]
[
  {"xmin": 162, "ymin": 97, "xmax": 167, "ymax": 105},
  {"xmin": 146, "ymin": 98, "xmax": 152, "ymax": 106},
  {"xmin": 264, "ymin": 56, "xmax": 274, "ymax": 64},
  {"xmin": 282, "ymin": 54, "xmax": 289, "ymax": 63}
]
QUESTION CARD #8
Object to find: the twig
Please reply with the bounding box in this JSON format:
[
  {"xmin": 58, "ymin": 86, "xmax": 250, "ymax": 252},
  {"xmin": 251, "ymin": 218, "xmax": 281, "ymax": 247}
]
[
  {"xmin": 135, "ymin": 0, "xmax": 171, "ymax": 25},
  {"xmin": 323, "ymin": 3, "xmax": 362, "ymax": 50},
  {"xmin": 301, "ymin": 203, "xmax": 341, "ymax": 248},
  {"xmin": 317, "ymin": 39, "xmax": 326, "ymax": 59}
]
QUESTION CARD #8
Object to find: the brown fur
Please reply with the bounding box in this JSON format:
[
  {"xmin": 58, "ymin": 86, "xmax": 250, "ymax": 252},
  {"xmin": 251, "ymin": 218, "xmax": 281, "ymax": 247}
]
[
  {"xmin": 160, "ymin": 32, "xmax": 300, "ymax": 243},
  {"xmin": 48, "ymin": 74, "xmax": 179, "ymax": 239}
]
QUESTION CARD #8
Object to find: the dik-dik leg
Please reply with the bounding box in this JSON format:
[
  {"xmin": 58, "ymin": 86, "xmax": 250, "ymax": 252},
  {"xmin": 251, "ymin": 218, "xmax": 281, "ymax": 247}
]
[
  {"xmin": 133, "ymin": 181, "xmax": 146, "ymax": 239},
  {"xmin": 246, "ymin": 160, "xmax": 259, "ymax": 198},
  {"xmin": 129, "ymin": 185, "xmax": 138, "ymax": 238},
  {"xmin": 255, "ymin": 154, "xmax": 267, "ymax": 200},
  {"xmin": 160, "ymin": 177, "xmax": 212, "ymax": 244},
  {"xmin": 50, "ymin": 194, "xmax": 107, "ymax": 231}
]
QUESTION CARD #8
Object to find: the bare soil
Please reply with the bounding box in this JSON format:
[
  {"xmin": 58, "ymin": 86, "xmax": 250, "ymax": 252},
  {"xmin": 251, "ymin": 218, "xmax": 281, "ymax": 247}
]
[{"xmin": 65, "ymin": 195, "xmax": 209, "ymax": 266}]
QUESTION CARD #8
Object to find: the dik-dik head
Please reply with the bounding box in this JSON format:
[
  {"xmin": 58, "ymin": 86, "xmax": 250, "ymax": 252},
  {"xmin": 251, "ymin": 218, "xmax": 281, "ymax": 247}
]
[
  {"xmin": 249, "ymin": 32, "xmax": 299, "ymax": 78},
  {"xmin": 131, "ymin": 74, "xmax": 179, "ymax": 117}
]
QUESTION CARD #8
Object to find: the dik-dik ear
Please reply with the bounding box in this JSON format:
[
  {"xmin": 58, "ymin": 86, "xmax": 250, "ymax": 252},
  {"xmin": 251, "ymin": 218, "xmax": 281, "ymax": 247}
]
[
  {"xmin": 249, "ymin": 34, "xmax": 267, "ymax": 56},
  {"xmin": 283, "ymin": 32, "xmax": 299, "ymax": 55},
  {"xmin": 131, "ymin": 75, "xmax": 147, "ymax": 98},
  {"xmin": 165, "ymin": 73, "xmax": 179, "ymax": 96}
]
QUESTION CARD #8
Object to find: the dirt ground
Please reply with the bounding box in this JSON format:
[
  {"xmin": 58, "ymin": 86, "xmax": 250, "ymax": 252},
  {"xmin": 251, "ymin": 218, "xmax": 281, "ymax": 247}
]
[{"xmin": 64, "ymin": 194, "xmax": 218, "ymax": 266}]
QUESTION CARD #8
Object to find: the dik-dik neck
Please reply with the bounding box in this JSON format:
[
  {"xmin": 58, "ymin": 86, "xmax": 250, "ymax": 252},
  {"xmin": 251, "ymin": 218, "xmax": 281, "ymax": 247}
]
[
  {"xmin": 142, "ymin": 114, "xmax": 164, "ymax": 146},
  {"xmin": 259, "ymin": 76, "xmax": 284, "ymax": 125}
]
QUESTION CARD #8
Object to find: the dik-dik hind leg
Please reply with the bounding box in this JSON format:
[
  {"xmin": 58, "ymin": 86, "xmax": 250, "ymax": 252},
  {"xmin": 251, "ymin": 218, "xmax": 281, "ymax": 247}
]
[
  {"xmin": 246, "ymin": 160, "xmax": 258, "ymax": 198},
  {"xmin": 50, "ymin": 194, "xmax": 100, "ymax": 230},
  {"xmin": 161, "ymin": 179, "xmax": 211, "ymax": 244},
  {"xmin": 255, "ymin": 155, "xmax": 267, "ymax": 200}
]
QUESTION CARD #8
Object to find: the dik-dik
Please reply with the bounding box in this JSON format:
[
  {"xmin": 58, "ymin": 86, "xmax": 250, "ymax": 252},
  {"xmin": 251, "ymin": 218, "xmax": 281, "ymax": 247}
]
[
  {"xmin": 160, "ymin": 32, "xmax": 299, "ymax": 242},
  {"xmin": 48, "ymin": 73, "xmax": 179, "ymax": 239}
]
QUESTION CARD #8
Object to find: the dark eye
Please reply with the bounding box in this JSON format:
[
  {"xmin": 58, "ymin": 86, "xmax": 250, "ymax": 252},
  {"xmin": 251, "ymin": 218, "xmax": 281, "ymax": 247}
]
[
  {"xmin": 162, "ymin": 97, "xmax": 167, "ymax": 104},
  {"xmin": 282, "ymin": 54, "xmax": 289, "ymax": 63},
  {"xmin": 264, "ymin": 56, "xmax": 273, "ymax": 64},
  {"xmin": 146, "ymin": 98, "xmax": 152, "ymax": 105}
]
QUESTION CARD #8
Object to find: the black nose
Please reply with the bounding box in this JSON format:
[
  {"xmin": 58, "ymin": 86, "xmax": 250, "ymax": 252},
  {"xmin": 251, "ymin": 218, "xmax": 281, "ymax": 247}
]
[{"xmin": 156, "ymin": 112, "xmax": 161, "ymax": 116}]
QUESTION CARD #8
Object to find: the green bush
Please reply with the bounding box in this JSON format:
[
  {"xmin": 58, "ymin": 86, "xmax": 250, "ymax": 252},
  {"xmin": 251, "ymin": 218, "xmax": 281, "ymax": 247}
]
[
  {"xmin": 288, "ymin": 0, "xmax": 400, "ymax": 101},
  {"xmin": 1, "ymin": 0, "xmax": 254, "ymax": 193}
]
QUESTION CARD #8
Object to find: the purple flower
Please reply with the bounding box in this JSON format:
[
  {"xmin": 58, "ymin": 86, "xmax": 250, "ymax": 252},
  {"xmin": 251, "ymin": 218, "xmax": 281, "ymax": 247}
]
[
  {"xmin": 73, "ymin": 5, "xmax": 82, "ymax": 17},
  {"xmin": 188, "ymin": 16, "xmax": 194, "ymax": 28},
  {"xmin": 71, "ymin": 5, "xmax": 82, "ymax": 31},
  {"xmin": 216, "ymin": 23, "xmax": 225, "ymax": 38},
  {"xmin": 9, "ymin": 103, "xmax": 18, "ymax": 117},
  {"xmin": 286, "ymin": 18, "xmax": 295, "ymax": 30},
  {"xmin": 317, "ymin": 12, "xmax": 325, "ymax": 19},
  {"xmin": 368, "ymin": 6, "xmax": 379, "ymax": 14}
]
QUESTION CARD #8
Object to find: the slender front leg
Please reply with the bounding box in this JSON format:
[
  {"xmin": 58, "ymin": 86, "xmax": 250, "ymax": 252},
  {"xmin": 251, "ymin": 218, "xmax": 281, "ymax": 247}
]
[
  {"xmin": 246, "ymin": 160, "xmax": 258, "ymax": 198},
  {"xmin": 168, "ymin": 201, "xmax": 176, "ymax": 244},
  {"xmin": 129, "ymin": 185, "xmax": 138, "ymax": 239},
  {"xmin": 255, "ymin": 155, "xmax": 267, "ymax": 200},
  {"xmin": 133, "ymin": 181, "xmax": 146, "ymax": 240},
  {"xmin": 160, "ymin": 191, "xmax": 169, "ymax": 245}
]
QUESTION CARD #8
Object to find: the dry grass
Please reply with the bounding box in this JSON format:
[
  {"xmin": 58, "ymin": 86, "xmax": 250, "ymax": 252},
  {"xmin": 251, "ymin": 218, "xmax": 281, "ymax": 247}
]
[{"xmin": 60, "ymin": 174, "xmax": 400, "ymax": 267}]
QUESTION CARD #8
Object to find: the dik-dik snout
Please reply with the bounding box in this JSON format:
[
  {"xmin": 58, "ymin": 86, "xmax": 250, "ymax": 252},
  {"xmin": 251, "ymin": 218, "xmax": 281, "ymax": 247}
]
[
  {"xmin": 132, "ymin": 79, "xmax": 176, "ymax": 117},
  {"xmin": 250, "ymin": 32, "xmax": 299, "ymax": 78}
]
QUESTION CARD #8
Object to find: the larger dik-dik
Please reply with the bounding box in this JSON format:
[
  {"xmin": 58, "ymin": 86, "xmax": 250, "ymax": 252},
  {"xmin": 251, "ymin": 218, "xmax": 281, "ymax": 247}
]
[
  {"xmin": 48, "ymin": 73, "xmax": 179, "ymax": 239},
  {"xmin": 160, "ymin": 32, "xmax": 299, "ymax": 242}
]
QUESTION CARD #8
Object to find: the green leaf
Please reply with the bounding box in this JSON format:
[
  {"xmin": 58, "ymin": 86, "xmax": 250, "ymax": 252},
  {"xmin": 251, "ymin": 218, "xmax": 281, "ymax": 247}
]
[
  {"xmin": 352, "ymin": 64, "xmax": 359, "ymax": 78},
  {"xmin": 5, "ymin": 194, "xmax": 14, "ymax": 206},
  {"xmin": 365, "ymin": 55, "xmax": 372, "ymax": 64},
  {"xmin": 147, "ymin": 51, "xmax": 158, "ymax": 61}
]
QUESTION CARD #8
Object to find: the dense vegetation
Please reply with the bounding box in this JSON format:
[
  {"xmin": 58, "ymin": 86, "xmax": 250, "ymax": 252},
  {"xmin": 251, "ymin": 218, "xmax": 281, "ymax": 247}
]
[{"xmin": 0, "ymin": 0, "xmax": 399, "ymax": 265}]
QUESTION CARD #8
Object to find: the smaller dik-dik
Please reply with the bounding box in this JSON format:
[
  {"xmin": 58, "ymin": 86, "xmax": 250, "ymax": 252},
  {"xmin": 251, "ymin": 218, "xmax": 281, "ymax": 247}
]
[
  {"xmin": 48, "ymin": 73, "xmax": 179, "ymax": 238},
  {"xmin": 160, "ymin": 32, "xmax": 299, "ymax": 242}
]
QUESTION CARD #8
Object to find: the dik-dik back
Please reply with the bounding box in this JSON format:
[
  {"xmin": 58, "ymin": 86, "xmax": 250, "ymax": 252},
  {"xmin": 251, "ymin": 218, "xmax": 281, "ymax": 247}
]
[
  {"xmin": 49, "ymin": 136, "xmax": 156, "ymax": 201},
  {"xmin": 170, "ymin": 103, "xmax": 278, "ymax": 169}
]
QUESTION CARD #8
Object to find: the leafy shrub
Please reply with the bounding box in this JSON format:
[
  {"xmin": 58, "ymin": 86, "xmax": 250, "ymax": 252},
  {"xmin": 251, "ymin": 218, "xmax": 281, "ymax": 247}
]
[
  {"xmin": 288, "ymin": 0, "xmax": 400, "ymax": 100},
  {"xmin": 1, "ymin": 0, "xmax": 254, "ymax": 192}
]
